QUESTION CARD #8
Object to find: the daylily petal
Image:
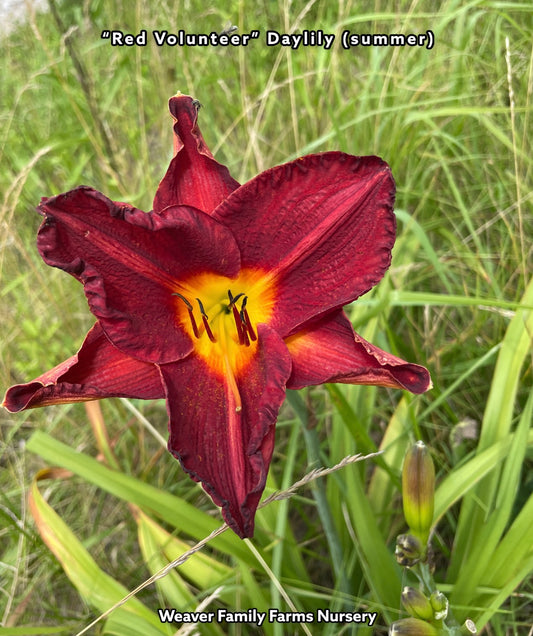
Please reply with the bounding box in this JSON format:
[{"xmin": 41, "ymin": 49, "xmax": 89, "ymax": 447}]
[
  {"xmin": 286, "ymin": 310, "xmax": 431, "ymax": 394},
  {"xmin": 212, "ymin": 152, "xmax": 396, "ymax": 336},
  {"xmin": 37, "ymin": 187, "xmax": 241, "ymax": 364},
  {"xmin": 2, "ymin": 322, "xmax": 164, "ymax": 412},
  {"xmin": 161, "ymin": 324, "xmax": 292, "ymax": 538},
  {"xmin": 153, "ymin": 94, "xmax": 240, "ymax": 214}
]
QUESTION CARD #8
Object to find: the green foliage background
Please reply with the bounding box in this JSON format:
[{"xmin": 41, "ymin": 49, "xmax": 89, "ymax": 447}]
[{"xmin": 1, "ymin": 0, "xmax": 531, "ymax": 634}]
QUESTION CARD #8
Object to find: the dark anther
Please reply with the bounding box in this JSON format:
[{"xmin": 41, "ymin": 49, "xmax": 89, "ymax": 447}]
[
  {"xmin": 227, "ymin": 293, "xmax": 257, "ymax": 346},
  {"xmin": 172, "ymin": 292, "xmax": 193, "ymax": 310},
  {"xmin": 227, "ymin": 290, "xmax": 245, "ymax": 306},
  {"xmin": 196, "ymin": 298, "xmax": 207, "ymax": 317}
]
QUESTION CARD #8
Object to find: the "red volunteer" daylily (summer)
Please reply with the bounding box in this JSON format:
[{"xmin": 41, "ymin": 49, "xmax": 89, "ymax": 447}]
[{"xmin": 3, "ymin": 94, "xmax": 430, "ymax": 537}]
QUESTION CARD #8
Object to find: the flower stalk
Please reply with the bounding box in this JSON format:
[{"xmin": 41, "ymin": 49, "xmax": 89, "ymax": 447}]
[{"xmin": 391, "ymin": 442, "xmax": 477, "ymax": 635}]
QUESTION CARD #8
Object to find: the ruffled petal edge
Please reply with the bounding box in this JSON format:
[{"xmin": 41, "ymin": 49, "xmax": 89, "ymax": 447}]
[
  {"xmin": 286, "ymin": 311, "xmax": 431, "ymax": 394},
  {"xmin": 2, "ymin": 322, "xmax": 164, "ymax": 412}
]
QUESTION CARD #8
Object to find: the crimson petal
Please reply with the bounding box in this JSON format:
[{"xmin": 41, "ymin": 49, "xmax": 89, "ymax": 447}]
[
  {"xmin": 286, "ymin": 310, "xmax": 431, "ymax": 394},
  {"xmin": 213, "ymin": 152, "xmax": 396, "ymax": 336},
  {"xmin": 160, "ymin": 324, "xmax": 292, "ymax": 538},
  {"xmin": 2, "ymin": 322, "xmax": 164, "ymax": 412},
  {"xmin": 37, "ymin": 187, "xmax": 241, "ymax": 364},
  {"xmin": 153, "ymin": 94, "xmax": 240, "ymax": 214}
]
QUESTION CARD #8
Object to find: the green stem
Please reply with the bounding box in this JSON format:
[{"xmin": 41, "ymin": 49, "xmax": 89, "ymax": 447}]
[
  {"xmin": 286, "ymin": 390, "xmax": 351, "ymax": 602},
  {"xmin": 416, "ymin": 561, "xmax": 436, "ymax": 594}
]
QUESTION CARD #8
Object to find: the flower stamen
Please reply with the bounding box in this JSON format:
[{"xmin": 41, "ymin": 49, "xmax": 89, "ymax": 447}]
[
  {"xmin": 228, "ymin": 291, "xmax": 257, "ymax": 347},
  {"xmin": 175, "ymin": 287, "xmax": 258, "ymax": 349},
  {"xmin": 173, "ymin": 292, "xmax": 200, "ymax": 338},
  {"xmin": 240, "ymin": 296, "xmax": 257, "ymax": 342},
  {"xmin": 228, "ymin": 290, "xmax": 247, "ymax": 346},
  {"xmin": 196, "ymin": 298, "xmax": 217, "ymax": 343},
  {"xmin": 227, "ymin": 290, "xmax": 245, "ymax": 306}
]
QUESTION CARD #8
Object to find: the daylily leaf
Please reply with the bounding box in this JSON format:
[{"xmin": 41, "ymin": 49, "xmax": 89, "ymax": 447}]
[
  {"xmin": 28, "ymin": 469, "xmax": 171, "ymax": 635},
  {"xmin": 25, "ymin": 430, "xmax": 252, "ymax": 563},
  {"xmin": 135, "ymin": 507, "xmax": 232, "ymax": 588},
  {"xmin": 134, "ymin": 508, "xmax": 229, "ymax": 636}
]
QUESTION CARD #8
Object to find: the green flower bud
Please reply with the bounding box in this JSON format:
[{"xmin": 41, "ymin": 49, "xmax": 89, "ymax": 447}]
[
  {"xmin": 395, "ymin": 533, "xmax": 424, "ymax": 566},
  {"xmin": 389, "ymin": 617, "xmax": 439, "ymax": 635},
  {"xmin": 402, "ymin": 441, "xmax": 435, "ymax": 546},
  {"xmin": 401, "ymin": 587, "xmax": 434, "ymax": 621},
  {"xmin": 429, "ymin": 590, "xmax": 449, "ymax": 621}
]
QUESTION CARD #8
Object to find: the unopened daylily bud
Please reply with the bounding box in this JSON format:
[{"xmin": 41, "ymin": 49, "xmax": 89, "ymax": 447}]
[
  {"xmin": 395, "ymin": 533, "xmax": 424, "ymax": 565},
  {"xmin": 389, "ymin": 617, "xmax": 439, "ymax": 635},
  {"xmin": 401, "ymin": 586, "xmax": 434, "ymax": 621},
  {"xmin": 429, "ymin": 590, "xmax": 449, "ymax": 621},
  {"xmin": 402, "ymin": 441, "xmax": 435, "ymax": 546}
]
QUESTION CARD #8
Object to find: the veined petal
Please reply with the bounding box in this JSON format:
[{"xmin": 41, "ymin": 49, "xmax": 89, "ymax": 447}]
[
  {"xmin": 2, "ymin": 322, "xmax": 164, "ymax": 412},
  {"xmin": 213, "ymin": 152, "xmax": 396, "ymax": 335},
  {"xmin": 153, "ymin": 94, "xmax": 240, "ymax": 214},
  {"xmin": 37, "ymin": 187, "xmax": 241, "ymax": 364},
  {"xmin": 286, "ymin": 310, "xmax": 431, "ymax": 394},
  {"xmin": 161, "ymin": 324, "xmax": 292, "ymax": 538}
]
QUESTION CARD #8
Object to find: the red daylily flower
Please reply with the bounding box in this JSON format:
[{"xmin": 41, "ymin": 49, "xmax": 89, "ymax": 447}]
[{"xmin": 3, "ymin": 94, "xmax": 431, "ymax": 538}]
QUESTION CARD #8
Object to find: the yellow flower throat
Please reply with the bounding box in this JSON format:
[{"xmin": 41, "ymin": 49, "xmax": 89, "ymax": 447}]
[{"xmin": 173, "ymin": 269, "xmax": 276, "ymax": 378}]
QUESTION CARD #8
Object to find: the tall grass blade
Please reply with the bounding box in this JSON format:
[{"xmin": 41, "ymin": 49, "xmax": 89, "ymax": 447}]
[{"xmin": 28, "ymin": 469, "xmax": 171, "ymax": 635}]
